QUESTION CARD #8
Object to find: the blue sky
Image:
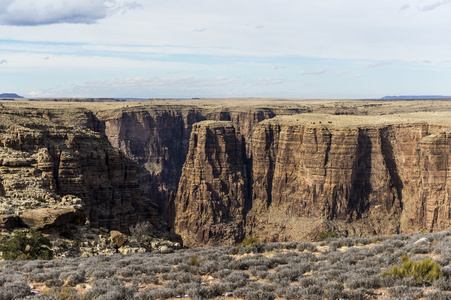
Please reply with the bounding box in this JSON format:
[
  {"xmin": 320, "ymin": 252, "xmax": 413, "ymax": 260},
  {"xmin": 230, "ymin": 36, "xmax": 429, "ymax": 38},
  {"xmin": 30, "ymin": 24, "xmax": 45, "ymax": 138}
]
[{"xmin": 1, "ymin": 0, "xmax": 451, "ymax": 99}]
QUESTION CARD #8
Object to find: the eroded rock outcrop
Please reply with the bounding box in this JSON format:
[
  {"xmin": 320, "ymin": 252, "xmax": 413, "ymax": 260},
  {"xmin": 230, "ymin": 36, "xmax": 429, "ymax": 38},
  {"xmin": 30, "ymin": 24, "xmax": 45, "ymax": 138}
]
[
  {"xmin": 174, "ymin": 121, "xmax": 248, "ymax": 247},
  {"xmin": 0, "ymin": 106, "xmax": 144, "ymax": 232}
]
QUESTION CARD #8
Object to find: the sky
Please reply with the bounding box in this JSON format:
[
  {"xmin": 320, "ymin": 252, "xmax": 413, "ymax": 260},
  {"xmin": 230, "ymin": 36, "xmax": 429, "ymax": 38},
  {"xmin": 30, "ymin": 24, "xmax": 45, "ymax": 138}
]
[{"xmin": 1, "ymin": 0, "xmax": 451, "ymax": 99}]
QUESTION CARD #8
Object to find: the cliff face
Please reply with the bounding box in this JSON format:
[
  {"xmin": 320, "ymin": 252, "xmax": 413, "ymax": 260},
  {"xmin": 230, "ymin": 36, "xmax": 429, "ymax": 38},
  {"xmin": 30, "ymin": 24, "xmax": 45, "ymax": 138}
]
[
  {"xmin": 5, "ymin": 101, "xmax": 451, "ymax": 247},
  {"xmin": 174, "ymin": 121, "xmax": 247, "ymax": 247},
  {"xmin": 0, "ymin": 107, "xmax": 143, "ymax": 232},
  {"xmin": 174, "ymin": 115, "xmax": 451, "ymax": 246},
  {"xmin": 97, "ymin": 106, "xmax": 306, "ymax": 224},
  {"xmin": 98, "ymin": 107, "xmax": 206, "ymax": 220}
]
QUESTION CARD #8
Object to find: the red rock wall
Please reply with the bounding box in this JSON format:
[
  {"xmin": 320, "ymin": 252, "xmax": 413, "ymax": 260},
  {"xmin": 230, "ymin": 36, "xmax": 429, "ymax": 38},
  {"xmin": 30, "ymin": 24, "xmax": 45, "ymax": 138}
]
[
  {"xmin": 174, "ymin": 121, "xmax": 248, "ymax": 247},
  {"xmin": 174, "ymin": 119, "xmax": 451, "ymax": 246}
]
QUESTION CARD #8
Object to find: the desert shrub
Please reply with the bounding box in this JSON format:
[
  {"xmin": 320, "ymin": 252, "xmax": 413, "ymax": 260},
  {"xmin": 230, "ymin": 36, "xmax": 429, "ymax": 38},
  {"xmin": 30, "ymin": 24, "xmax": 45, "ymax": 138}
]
[
  {"xmin": 267, "ymin": 273, "xmax": 290, "ymax": 287},
  {"xmin": 275, "ymin": 263, "xmax": 310, "ymax": 281},
  {"xmin": 298, "ymin": 276, "xmax": 318, "ymax": 288},
  {"xmin": 407, "ymin": 243, "xmax": 431, "ymax": 254},
  {"xmin": 316, "ymin": 231, "xmax": 339, "ymax": 241},
  {"xmin": 59, "ymin": 270, "xmax": 85, "ymax": 286},
  {"xmin": 442, "ymin": 266, "xmax": 451, "ymax": 277},
  {"xmin": 129, "ymin": 221, "xmax": 154, "ymax": 244},
  {"xmin": 302, "ymin": 285, "xmax": 323, "ymax": 297},
  {"xmin": 235, "ymin": 237, "xmax": 262, "ymax": 254},
  {"xmin": 45, "ymin": 278, "xmax": 64, "ymax": 288},
  {"xmin": 318, "ymin": 250, "xmax": 342, "ymax": 263},
  {"xmin": 0, "ymin": 229, "xmax": 53, "ymax": 260},
  {"xmin": 42, "ymin": 286, "xmax": 79, "ymax": 299},
  {"xmin": 88, "ymin": 267, "xmax": 116, "ymax": 279},
  {"xmin": 425, "ymin": 290, "xmax": 451, "ymax": 300},
  {"xmin": 297, "ymin": 242, "xmax": 317, "ymax": 252},
  {"xmin": 212, "ymin": 268, "xmax": 232, "ymax": 279},
  {"xmin": 145, "ymin": 263, "xmax": 171, "ymax": 274},
  {"xmin": 382, "ymin": 255, "xmax": 443, "ymax": 284},
  {"xmin": 27, "ymin": 268, "xmax": 61, "ymax": 282},
  {"xmin": 161, "ymin": 271, "xmax": 201, "ymax": 283},
  {"xmin": 249, "ymin": 265, "xmax": 268, "ymax": 276},
  {"xmin": 345, "ymin": 273, "xmax": 381, "ymax": 289},
  {"xmin": 228, "ymin": 257, "xmax": 258, "ymax": 270},
  {"xmin": 115, "ymin": 265, "xmax": 144, "ymax": 278},
  {"xmin": 234, "ymin": 283, "xmax": 275, "ymax": 300},
  {"xmin": 277, "ymin": 284, "xmax": 303, "ymax": 300},
  {"xmin": 433, "ymin": 276, "xmax": 451, "ymax": 291},
  {"xmin": 135, "ymin": 286, "xmax": 156, "ymax": 299},
  {"xmin": 174, "ymin": 262, "xmax": 197, "ymax": 274},
  {"xmin": 132, "ymin": 274, "xmax": 159, "ymax": 285},
  {"xmin": 225, "ymin": 271, "xmax": 250, "ymax": 287},
  {"xmin": 189, "ymin": 254, "xmax": 200, "ymax": 266},
  {"xmin": 198, "ymin": 260, "xmax": 218, "ymax": 274},
  {"xmin": 0, "ymin": 281, "xmax": 30, "ymax": 299},
  {"xmin": 137, "ymin": 287, "xmax": 178, "ymax": 300},
  {"xmin": 206, "ymin": 282, "xmax": 236, "ymax": 297},
  {"xmin": 83, "ymin": 278, "xmax": 135, "ymax": 300},
  {"xmin": 382, "ymin": 238, "xmax": 405, "ymax": 249},
  {"xmin": 239, "ymin": 237, "xmax": 260, "ymax": 247},
  {"xmin": 85, "ymin": 285, "xmax": 135, "ymax": 300},
  {"xmin": 377, "ymin": 252, "xmax": 400, "ymax": 265}
]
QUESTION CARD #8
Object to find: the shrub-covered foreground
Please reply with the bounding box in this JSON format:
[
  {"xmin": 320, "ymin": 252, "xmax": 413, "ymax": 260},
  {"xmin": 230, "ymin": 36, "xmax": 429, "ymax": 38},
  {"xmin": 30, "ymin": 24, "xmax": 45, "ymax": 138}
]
[{"xmin": 1, "ymin": 231, "xmax": 451, "ymax": 299}]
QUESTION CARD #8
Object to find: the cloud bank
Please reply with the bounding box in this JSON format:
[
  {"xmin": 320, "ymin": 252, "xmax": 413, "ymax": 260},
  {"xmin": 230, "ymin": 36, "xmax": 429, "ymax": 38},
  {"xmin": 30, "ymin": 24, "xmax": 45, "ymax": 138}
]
[
  {"xmin": 418, "ymin": 0, "xmax": 451, "ymax": 11},
  {"xmin": 0, "ymin": 0, "xmax": 141, "ymax": 26},
  {"xmin": 72, "ymin": 76, "xmax": 237, "ymax": 97}
]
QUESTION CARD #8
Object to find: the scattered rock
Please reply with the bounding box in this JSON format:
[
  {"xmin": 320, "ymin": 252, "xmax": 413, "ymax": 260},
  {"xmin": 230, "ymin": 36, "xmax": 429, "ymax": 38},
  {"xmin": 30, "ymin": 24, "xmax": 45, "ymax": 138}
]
[
  {"xmin": 414, "ymin": 237, "xmax": 429, "ymax": 245},
  {"xmin": 110, "ymin": 230, "xmax": 127, "ymax": 247}
]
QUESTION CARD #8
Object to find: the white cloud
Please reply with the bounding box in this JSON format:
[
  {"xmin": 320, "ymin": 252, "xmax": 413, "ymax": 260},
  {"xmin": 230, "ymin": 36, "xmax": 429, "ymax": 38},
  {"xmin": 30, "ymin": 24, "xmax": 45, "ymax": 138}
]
[
  {"xmin": 301, "ymin": 69, "xmax": 327, "ymax": 76},
  {"xmin": 0, "ymin": 0, "xmax": 141, "ymax": 26},
  {"xmin": 0, "ymin": 59, "xmax": 7, "ymax": 64},
  {"xmin": 418, "ymin": 0, "xmax": 451, "ymax": 11},
  {"xmin": 399, "ymin": 4, "xmax": 410, "ymax": 11}
]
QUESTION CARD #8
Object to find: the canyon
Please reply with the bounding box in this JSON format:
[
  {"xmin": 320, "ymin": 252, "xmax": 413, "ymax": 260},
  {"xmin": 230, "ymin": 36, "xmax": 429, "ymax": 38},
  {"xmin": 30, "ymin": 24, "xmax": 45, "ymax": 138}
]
[{"xmin": 2, "ymin": 99, "xmax": 451, "ymax": 247}]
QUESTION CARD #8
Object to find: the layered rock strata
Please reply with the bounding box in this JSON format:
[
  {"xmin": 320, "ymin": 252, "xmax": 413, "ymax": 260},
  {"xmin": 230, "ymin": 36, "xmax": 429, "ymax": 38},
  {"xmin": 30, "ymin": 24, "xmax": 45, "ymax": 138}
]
[
  {"xmin": 97, "ymin": 106, "xmax": 306, "ymax": 223},
  {"xmin": 174, "ymin": 121, "xmax": 248, "ymax": 247},
  {"xmin": 0, "ymin": 107, "xmax": 144, "ymax": 232},
  {"xmin": 174, "ymin": 114, "xmax": 451, "ymax": 246}
]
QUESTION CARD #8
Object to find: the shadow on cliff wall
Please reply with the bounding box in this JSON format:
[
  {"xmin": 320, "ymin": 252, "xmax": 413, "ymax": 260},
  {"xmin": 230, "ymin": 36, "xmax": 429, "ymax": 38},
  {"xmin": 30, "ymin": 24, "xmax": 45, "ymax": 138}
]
[
  {"xmin": 380, "ymin": 127, "xmax": 403, "ymax": 212},
  {"xmin": 348, "ymin": 130, "xmax": 373, "ymax": 220}
]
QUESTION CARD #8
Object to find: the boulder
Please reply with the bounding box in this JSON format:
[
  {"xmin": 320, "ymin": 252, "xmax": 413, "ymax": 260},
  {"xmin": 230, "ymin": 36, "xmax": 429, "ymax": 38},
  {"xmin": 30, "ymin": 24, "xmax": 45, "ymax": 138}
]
[
  {"xmin": 20, "ymin": 207, "xmax": 84, "ymax": 230},
  {"xmin": 110, "ymin": 230, "xmax": 127, "ymax": 247}
]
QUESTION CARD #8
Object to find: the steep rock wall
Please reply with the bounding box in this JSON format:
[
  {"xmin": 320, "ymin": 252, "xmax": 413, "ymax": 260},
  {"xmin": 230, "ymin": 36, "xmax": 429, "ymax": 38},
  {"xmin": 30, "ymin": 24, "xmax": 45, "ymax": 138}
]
[
  {"xmin": 174, "ymin": 121, "xmax": 248, "ymax": 247},
  {"xmin": 0, "ymin": 107, "xmax": 144, "ymax": 232},
  {"xmin": 174, "ymin": 116, "xmax": 451, "ymax": 246},
  {"xmin": 97, "ymin": 106, "xmax": 306, "ymax": 224}
]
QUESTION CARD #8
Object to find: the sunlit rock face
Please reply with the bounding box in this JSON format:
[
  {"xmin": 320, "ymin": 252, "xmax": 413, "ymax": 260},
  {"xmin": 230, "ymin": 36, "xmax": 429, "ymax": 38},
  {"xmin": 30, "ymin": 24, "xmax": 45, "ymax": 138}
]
[{"xmin": 174, "ymin": 114, "xmax": 451, "ymax": 246}]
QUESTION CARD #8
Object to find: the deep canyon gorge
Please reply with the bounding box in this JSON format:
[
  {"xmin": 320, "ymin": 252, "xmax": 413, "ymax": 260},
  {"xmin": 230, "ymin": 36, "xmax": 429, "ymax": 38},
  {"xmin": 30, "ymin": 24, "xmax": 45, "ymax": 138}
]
[{"xmin": 2, "ymin": 99, "xmax": 451, "ymax": 247}]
